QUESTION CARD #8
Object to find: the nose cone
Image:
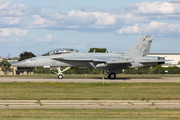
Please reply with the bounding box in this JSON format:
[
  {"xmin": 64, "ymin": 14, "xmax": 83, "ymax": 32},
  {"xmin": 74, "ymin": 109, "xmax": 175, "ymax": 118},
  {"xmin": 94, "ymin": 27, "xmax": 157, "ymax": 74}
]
[{"xmin": 12, "ymin": 61, "xmax": 27, "ymax": 67}]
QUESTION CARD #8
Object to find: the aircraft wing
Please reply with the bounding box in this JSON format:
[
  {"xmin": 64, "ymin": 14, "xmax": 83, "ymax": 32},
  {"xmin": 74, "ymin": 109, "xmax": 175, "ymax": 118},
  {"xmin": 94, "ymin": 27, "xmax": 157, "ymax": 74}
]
[
  {"xmin": 51, "ymin": 57, "xmax": 105, "ymax": 62},
  {"xmin": 52, "ymin": 57, "xmax": 93, "ymax": 61},
  {"xmin": 51, "ymin": 56, "xmax": 133, "ymax": 64},
  {"xmin": 51, "ymin": 56, "xmax": 133, "ymax": 69}
]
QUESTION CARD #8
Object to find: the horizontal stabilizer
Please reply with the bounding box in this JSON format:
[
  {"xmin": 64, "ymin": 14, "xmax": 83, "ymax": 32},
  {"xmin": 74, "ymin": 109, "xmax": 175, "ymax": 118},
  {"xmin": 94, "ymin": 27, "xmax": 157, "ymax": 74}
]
[{"xmin": 140, "ymin": 60, "xmax": 172, "ymax": 64}]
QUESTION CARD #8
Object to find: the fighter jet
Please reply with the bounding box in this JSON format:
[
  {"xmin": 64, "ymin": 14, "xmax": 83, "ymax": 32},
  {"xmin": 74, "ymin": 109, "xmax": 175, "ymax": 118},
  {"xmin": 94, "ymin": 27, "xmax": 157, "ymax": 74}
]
[{"xmin": 13, "ymin": 35, "xmax": 168, "ymax": 79}]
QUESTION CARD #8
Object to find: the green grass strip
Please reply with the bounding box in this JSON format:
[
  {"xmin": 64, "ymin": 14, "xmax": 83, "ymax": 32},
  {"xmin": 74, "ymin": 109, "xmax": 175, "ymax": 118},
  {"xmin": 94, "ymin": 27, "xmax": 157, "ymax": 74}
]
[
  {"xmin": 0, "ymin": 82, "xmax": 180, "ymax": 100},
  {"xmin": 0, "ymin": 108, "xmax": 180, "ymax": 120}
]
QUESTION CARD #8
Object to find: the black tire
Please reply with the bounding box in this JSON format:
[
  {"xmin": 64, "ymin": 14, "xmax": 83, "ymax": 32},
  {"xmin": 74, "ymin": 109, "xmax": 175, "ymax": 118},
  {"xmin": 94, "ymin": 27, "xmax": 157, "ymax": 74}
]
[
  {"xmin": 58, "ymin": 74, "xmax": 63, "ymax": 79},
  {"xmin": 108, "ymin": 73, "xmax": 116, "ymax": 79}
]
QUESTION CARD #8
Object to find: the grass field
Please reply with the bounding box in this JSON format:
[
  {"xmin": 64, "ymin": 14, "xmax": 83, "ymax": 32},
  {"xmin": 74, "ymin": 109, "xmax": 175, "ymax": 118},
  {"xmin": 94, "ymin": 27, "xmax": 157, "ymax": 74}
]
[
  {"xmin": 0, "ymin": 82, "xmax": 180, "ymax": 100},
  {"xmin": 0, "ymin": 108, "xmax": 180, "ymax": 120},
  {"xmin": 0, "ymin": 82, "xmax": 180, "ymax": 119}
]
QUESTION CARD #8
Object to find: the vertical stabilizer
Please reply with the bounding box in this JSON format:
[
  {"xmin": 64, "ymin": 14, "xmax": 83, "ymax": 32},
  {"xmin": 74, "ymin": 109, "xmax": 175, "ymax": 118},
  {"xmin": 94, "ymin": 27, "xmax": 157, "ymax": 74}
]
[{"xmin": 125, "ymin": 35, "xmax": 154, "ymax": 57}]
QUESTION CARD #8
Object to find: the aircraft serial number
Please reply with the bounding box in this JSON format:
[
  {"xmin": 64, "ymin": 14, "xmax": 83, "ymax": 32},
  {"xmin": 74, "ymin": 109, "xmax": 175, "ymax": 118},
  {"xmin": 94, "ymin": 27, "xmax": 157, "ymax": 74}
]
[
  {"xmin": 146, "ymin": 35, "xmax": 151, "ymax": 37},
  {"xmin": 31, "ymin": 59, "xmax": 36, "ymax": 61}
]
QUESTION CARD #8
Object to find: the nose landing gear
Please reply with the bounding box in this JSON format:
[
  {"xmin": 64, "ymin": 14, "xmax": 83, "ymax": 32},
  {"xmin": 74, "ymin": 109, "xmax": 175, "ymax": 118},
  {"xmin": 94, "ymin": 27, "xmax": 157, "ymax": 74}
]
[
  {"xmin": 52, "ymin": 67, "xmax": 71, "ymax": 79},
  {"xmin": 58, "ymin": 74, "xmax": 63, "ymax": 79}
]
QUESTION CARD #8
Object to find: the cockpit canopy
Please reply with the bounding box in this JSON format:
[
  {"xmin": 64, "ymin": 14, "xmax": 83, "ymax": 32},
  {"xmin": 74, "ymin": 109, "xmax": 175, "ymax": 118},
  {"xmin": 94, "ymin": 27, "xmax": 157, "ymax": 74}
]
[{"xmin": 41, "ymin": 48, "xmax": 80, "ymax": 56}]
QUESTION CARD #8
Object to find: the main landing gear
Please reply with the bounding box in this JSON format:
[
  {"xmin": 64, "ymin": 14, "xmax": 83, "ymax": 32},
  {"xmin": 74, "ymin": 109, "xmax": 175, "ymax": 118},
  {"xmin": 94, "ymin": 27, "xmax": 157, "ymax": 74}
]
[
  {"xmin": 108, "ymin": 73, "xmax": 116, "ymax": 79},
  {"xmin": 52, "ymin": 67, "xmax": 71, "ymax": 79},
  {"xmin": 103, "ymin": 70, "xmax": 117, "ymax": 79}
]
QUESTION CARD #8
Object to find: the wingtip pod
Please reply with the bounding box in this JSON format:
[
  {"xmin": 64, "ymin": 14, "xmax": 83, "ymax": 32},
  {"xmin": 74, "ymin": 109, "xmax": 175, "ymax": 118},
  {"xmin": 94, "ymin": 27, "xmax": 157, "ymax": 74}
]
[{"xmin": 125, "ymin": 35, "xmax": 154, "ymax": 57}]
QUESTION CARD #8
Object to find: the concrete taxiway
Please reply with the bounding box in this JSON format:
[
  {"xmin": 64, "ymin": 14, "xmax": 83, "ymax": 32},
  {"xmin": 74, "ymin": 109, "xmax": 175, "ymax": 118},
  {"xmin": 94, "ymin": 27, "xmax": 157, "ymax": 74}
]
[
  {"xmin": 0, "ymin": 100, "xmax": 180, "ymax": 109},
  {"xmin": 0, "ymin": 77, "xmax": 179, "ymax": 83}
]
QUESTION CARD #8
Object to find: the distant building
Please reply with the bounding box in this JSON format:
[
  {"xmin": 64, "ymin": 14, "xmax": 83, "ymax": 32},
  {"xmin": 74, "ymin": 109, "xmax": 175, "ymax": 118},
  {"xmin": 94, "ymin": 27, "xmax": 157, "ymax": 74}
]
[{"xmin": 7, "ymin": 57, "xmax": 13, "ymax": 60}]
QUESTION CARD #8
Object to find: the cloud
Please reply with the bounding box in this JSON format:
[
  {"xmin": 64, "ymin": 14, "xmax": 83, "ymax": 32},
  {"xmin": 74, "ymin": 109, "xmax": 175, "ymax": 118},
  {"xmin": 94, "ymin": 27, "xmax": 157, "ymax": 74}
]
[
  {"xmin": 168, "ymin": 0, "xmax": 180, "ymax": 3},
  {"xmin": 36, "ymin": 34, "xmax": 57, "ymax": 42},
  {"xmin": 125, "ymin": 1, "xmax": 180, "ymax": 15},
  {"xmin": 0, "ymin": 17, "xmax": 21, "ymax": 27},
  {"xmin": 0, "ymin": 28, "xmax": 29, "ymax": 37},
  {"xmin": 0, "ymin": 1, "xmax": 148, "ymax": 33},
  {"xmin": 116, "ymin": 14, "xmax": 148, "ymax": 25},
  {"xmin": 116, "ymin": 21, "xmax": 180, "ymax": 35},
  {"xmin": 0, "ymin": 0, "xmax": 179, "ymax": 37},
  {"xmin": 38, "ymin": 10, "xmax": 119, "ymax": 31},
  {"xmin": 62, "ymin": 10, "xmax": 117, "ymax": 25},
  {"xmin": 28, "ymin": 15, "xmax": 57, "ymax": 28},
  {"xmin": 40, "ymin": 10, "xmax": 118, "ymax": 26},
  {"xmin": 78, "ymin": 6, "xmax": 122, "ymax": 14},
  {"xmin": 93, "ymin": 12, "xmax": 116, "ymax": 25},
  {"xmin": 39, "ymin": 10, "xmax": 148, "ymax": 31},
  {"xmin": 0, "ymin": 0, "xmax": 39, "ymax": 17}
]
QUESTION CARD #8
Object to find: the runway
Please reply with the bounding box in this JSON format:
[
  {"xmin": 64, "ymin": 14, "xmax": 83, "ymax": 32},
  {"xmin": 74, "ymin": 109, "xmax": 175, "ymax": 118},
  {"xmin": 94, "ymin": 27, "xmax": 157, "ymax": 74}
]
[
  {"xmin": 0, "ymin": 77, "xmax": 180, "ymax": 83},
  {"xmin": 1, "ymin": 100, "xmax": 180, "ymax": 109}
]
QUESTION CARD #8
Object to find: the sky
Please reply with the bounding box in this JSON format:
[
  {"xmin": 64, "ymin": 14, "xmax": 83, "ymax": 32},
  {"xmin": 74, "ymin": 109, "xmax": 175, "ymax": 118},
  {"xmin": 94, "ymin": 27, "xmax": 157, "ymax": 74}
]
[{"xmin": 0, "ymin": 0, "xmax": 180, "ymax": 57}]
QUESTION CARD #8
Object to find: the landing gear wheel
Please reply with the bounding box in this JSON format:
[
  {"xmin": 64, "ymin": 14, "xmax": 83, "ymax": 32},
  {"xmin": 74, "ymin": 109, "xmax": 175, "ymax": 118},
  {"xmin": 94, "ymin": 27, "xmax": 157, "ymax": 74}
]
[
  {"xmin": 108, "ymin": 73, "xmax": 116, "ymax": 79},
  {"xmin": 58, "ymin": 74, "xmax": 63, "ymax": 79}
]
